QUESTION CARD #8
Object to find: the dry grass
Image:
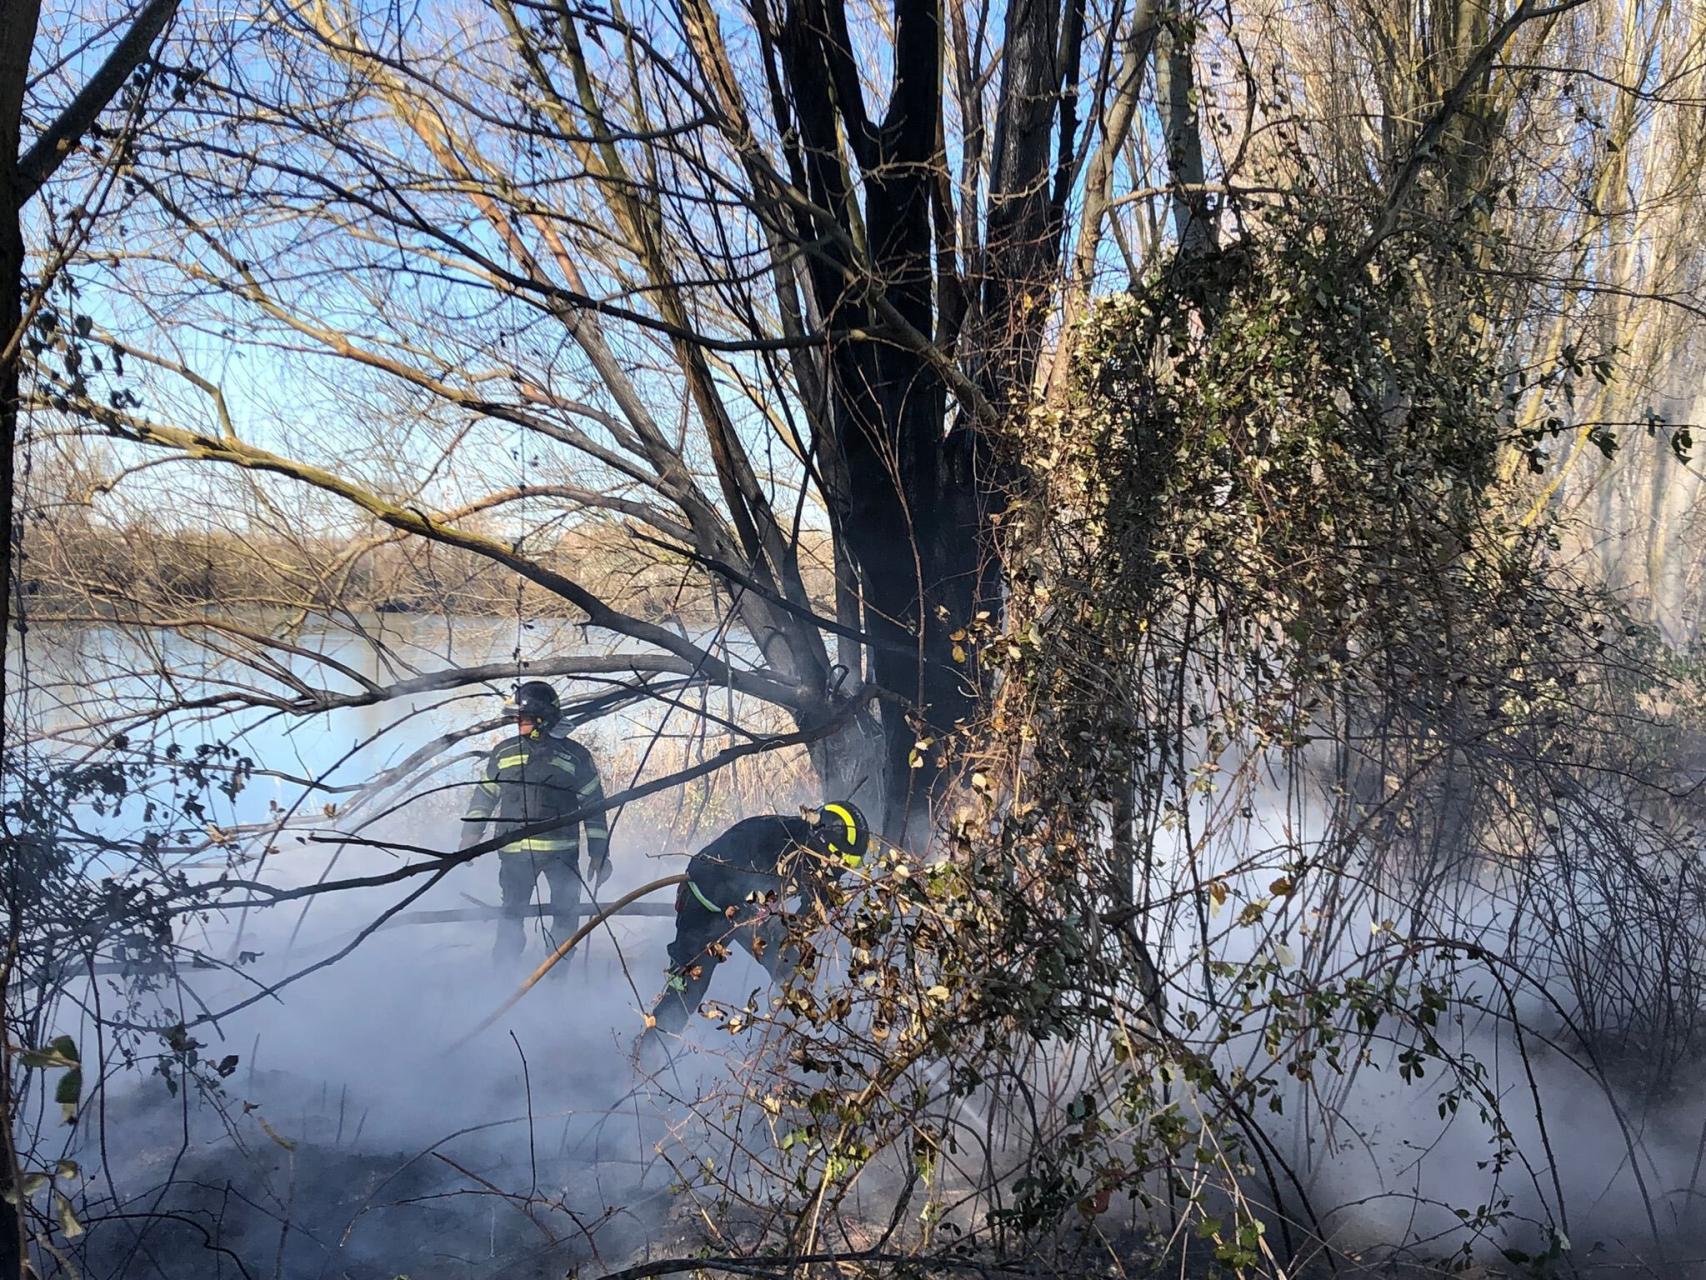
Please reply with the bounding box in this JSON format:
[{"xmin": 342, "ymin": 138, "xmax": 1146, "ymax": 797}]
[{"xmin": 23, "ymin": 512, "xmax": 835, "ymax": 625}]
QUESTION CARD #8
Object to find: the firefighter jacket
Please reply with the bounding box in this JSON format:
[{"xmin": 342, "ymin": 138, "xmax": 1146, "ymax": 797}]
[
  {"xmin": 460, "ymin": 731, "xmax": 610, "ymax": 864},
  {"xmin": 679, "ymin": 815, "xmax": 826, "ymax": 915}
]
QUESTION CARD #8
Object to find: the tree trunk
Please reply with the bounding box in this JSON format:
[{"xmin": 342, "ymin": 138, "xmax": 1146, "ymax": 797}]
[
  {"xmin": 0, "ymin": 0, "xmax": 40, "ymax": 748},
  {"xmin": 0, "ymin": 0, "xmax": 41, "ymax": 1262}
]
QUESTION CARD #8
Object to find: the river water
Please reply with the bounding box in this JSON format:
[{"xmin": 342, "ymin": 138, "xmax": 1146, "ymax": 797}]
[{"xmin": 7, "ymin": 612, "xmax": 772, "ymax": 835}]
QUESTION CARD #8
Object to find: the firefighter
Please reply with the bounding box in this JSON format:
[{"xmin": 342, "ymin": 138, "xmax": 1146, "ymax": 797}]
[
  {"xmin": 459, "ymin": 681, "xmax": 611, "ymax": 963},
  {"xmin": 635, "ymin": 801, "xmax": 870, "ymax": 1064}
]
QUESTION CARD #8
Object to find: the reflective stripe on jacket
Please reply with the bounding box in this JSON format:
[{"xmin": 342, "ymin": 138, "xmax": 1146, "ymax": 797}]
[{"xmin": 461, "ymin": 732, "xmax": 610, "ymax": 859}]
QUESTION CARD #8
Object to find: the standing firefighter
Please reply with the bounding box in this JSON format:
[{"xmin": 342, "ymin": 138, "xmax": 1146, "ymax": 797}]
[
  {"xmin": 460, "ymin": 681, "xmax": 611, "ymax": 962},
  {"xmin": 636, "ymin": 801, "xmax": 870, "ymax": 1063}
]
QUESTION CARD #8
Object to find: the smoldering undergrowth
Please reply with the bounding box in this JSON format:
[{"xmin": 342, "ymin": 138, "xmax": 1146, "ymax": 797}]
[
  {"xmin": 8, "ymin": 208, "xmax": 1706, "ymax": 1280},
  {"xmin": 648, "ymin": 204, "xmax": 1706, "ymax": 1278}
]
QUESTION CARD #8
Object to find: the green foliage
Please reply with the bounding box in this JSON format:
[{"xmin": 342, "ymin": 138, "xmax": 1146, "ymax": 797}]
[
  {"xmin": 731, "ymin": 199, "xmax": 1706, "ymax": 1273},
  {"xmin": 1043, "ymin": 203, "xmax": 1516, "ymax": 709}
]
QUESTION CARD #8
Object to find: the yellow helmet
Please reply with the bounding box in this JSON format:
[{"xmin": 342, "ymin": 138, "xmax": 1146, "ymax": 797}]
[{"xmin": 813, "ymin": 799, "xmax": 871, "ymax": 868}]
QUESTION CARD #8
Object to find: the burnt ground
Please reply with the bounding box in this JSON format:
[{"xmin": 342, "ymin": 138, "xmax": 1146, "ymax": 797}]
[
  {"xmin": 40, "ymin": 1056, "xmax": 1706, "ymax": 1280},
  {"xmin": 78, "ymin": 1137, "xmax": 655, "ymax": 1280},
  {"xmin": 55, "ymin": 1065, "xmax": 699, "ymax": 1280},
  {"xmin": 53, "ymin": 1124, "xmax": 1706, "ymax": 1280}
]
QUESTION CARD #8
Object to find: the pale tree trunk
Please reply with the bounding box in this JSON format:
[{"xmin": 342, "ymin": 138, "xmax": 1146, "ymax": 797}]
[
  {"xmin": 1646, "ymin": 428, "xmax": 1703, "ymax": 646},
  {"xmin": 1154, "ymin": 18, "xmax": 1215, "ymax": 260}
]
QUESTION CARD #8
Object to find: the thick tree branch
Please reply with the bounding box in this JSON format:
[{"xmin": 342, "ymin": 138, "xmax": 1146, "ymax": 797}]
[
  {"xmin": 17, "ymin": 0, "xmax": 181, "ymax": 201},
  {"xmin": 1353, "ymin": 0, "xmax": 1593, "ymax": 269}
]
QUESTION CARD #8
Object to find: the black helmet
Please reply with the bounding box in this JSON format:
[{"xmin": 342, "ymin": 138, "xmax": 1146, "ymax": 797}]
[
  {"xmin": 812, "ymin": 799, "xmax": 871, "ymax": 868},
  {"xmin": 502, "ymin": 680, "xmax": 561, "ymax": 728}
]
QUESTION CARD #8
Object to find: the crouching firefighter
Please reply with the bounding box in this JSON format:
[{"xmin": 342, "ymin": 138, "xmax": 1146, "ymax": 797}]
[
  {"xmin": 459, "ymin": 681, "xmax": 611, "ymax": 963},
  {"xmin": 635, "ymin": 801, "xmax": 870, "ymax": 1063}
]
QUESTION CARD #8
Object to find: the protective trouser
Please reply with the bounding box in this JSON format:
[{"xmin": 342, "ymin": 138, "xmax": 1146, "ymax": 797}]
[
  {"xmin": 494, "ymin": 848, "xmax": 582, "ymax": 964},
  {"xmin": 645, "ymin": 884, "xmax": 798, "ymax": 1038}
]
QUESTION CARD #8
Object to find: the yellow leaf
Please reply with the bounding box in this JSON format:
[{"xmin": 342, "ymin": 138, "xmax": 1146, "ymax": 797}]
[{"xmin": 926, "ymin": 985, "xmax": 950, "ymax": 1001}]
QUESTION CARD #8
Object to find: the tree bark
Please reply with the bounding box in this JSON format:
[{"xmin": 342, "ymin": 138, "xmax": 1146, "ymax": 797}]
[
  {"xmin": 0, "ymin": 0, "xmax": 41, "ymax": 754},
  {"xmin": 0, "ymin": 5, "xmax": 41, "ymax": 1268}
]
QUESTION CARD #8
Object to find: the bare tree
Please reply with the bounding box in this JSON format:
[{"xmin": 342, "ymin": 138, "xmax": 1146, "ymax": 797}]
[
  {"xmin": 10, "ymin": 0, "xmax": 1706, "ymax": 1274},
  {"xmin": 27, "ymin": 0, "xmax": 1699, "ymax": 856},
  {"xmin": 0, "ymin": 0, "xmax": 183, "ymax": 716},
  {"xmin": 0, "ymin": 6, "xmax": 197, "ymax": 1275},
  {"xmin": 39, "ymin": 0, "xmax": 1221, "ymax": 834}
]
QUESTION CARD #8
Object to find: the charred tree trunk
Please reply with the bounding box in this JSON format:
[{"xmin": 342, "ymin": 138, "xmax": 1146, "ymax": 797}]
[
  {"xmin": 774, "ymin": 0, "xmax": 970, "ymax": 837},
  {"xmin": 0, "ymin": 3, "xmax": 42, "ymax": 1264},
  {"xmin": 0, "ymin": 0, "xmax": 39, "ymax": 753},
  {"xmin": 774, "ymin": 0, "xmax": 1094, "ymax": 837}
]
